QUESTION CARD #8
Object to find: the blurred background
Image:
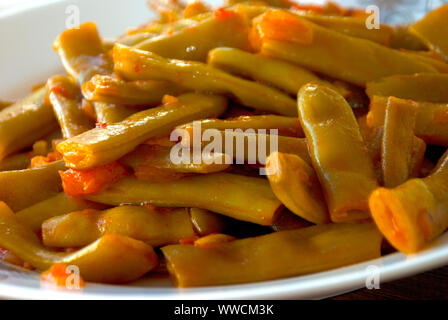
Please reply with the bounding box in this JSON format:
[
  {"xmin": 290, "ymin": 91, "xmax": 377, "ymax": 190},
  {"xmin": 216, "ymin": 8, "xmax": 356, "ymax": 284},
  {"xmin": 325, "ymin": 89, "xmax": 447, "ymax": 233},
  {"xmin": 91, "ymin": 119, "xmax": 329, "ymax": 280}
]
[{"xmin": 1, "ymin": 0, "xmax": 447, "ymax": 23}]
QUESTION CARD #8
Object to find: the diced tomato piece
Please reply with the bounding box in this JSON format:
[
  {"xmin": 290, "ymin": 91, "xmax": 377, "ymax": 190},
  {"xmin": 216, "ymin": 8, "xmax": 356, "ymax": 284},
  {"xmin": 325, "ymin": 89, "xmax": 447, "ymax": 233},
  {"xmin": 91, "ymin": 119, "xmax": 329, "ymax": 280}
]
[
  {"xmin": 96, "ymin": 122, "xmax": 108, "ymax": 128},
  {"xmin": 251, "ymin": 9, "xmax": 313, "ymax": 47},
  {"xmin": 30, "ymin": 156, "xmax": 51, "ymax": 168},
  {"xmin": 41, "ymin": 264, "xmax": 85, "ymax": 289},
  {"xmin": 49, "ymin": 84, "xmax": 73, "ymax": 99},
  {"xmin": 30, "ymin": 151, "xmax": 63, "ymax": 168},
  {"xmin": 162, "ymin": 94, "xmax": 179, "ymax": 105},
  {"xmin": 213, "ymin": 7, "xmax": 239, "ymax": 20},
  {"xmin": 60, "ymin": 162, "xmax": 128, "ymax": 197},
  {"xmin": 134, "ymin": 60, "xmax": 142, "ymax": 74}
]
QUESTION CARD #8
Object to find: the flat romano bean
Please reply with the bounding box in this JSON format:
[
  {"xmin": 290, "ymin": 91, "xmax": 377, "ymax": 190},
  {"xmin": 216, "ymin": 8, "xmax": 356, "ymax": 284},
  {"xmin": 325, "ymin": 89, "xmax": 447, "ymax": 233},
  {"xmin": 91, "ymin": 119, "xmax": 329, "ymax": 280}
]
[
  {"xmin": 180, "ymin": 128, "xmax": 311, "ymax": 165},
  {"xmin": 366, "ymin": 73, "xmax": 448, "ymax": 103},
  {"xmin": 0, "ymin": 160, "xmax": 65, "ymax": 212},
  {"xmin": 410, "ymin": 137, "xmax": 427, "ymax": 178},
  {"xmin": 266, "ymin": 152, "xmax": 330, "ymax": 224},
  {"xmin": 367, "ymin": 96, "xmax": 448, "ymax": 146},
  {"xmin": 370, "ymin": 150, "xmax": 448, "ymax": 254},
  {"xmin": 207, "ymin": 47, "xmax": 340, "ymax": 96},
  {"xmin": 270, "ymin": 209, "xmax": 313, "ymax": 232},
  {"xmin": 82, "ymin": 75, "xmax": 185, "ymax": 106},
  {"xmin": 93, "ymin": 101, "xmax": 140, "ymax": 124},
  {"xmin": 135, "ymin": 8, "xmax": 251, "ymax": 61},
  {"xmin": 124, "ymin": 11, "xmax": 209, "ymax": 37},
  {"xmin": 295, "ymin": 11, "xmax": 393, "ymax": 46},
  {"xmin": 298, "ymin": 84, "xmax": 378, "ymax": 223},
  {"xmin": 54, "ymin": 22, "xmax": 112, "ymax": 86},
  {"xmin": 189, "ymin": 208, "xmax": 226, "ymax": 236},
  {"xmin": 57, "ymin": 93, "xmax": 227, "ymax": 169},
  {"xmin": 113, "ymin": 44, "xmax": 297, "ymax": 116},
  {"xmin": 398, "ymin": 49, "xmax": 448, "ymax": 73},
  {"xmin": 256, "ymin": 10, "xmax": 438, "ymax": 86},
  {"xmin": 120, "ymin": 145, "xmax": 231, "ymax": 174},
  {"xmin": 178, "ymin": 114, "xmax": 303, "ymax": 137},
  {"xmin": 0, "ymin": 88, "xmax": 58, "ymax": 161},
  {"xmin": 54, "ymin": 22, "xmax": 133, "ymax": 126},
  {"xmin": 161, "ymin": 223, "xmax": 382, "ymax": 287},
  {"xmin": 86, "ymin": 174, "xmax": 283, "ymax": 226},
  {"xmin": 15, "ymin": 192, "xmax": 102, "ymax": 232},
  {"xmin": 178, "ymin": 115, "xmax": 303, "ymax": 137},
  {"xmin": 0, "ymin": 153, "xmax": 31, "ymax": 172},
  {"xmin": 0, "ymin": 202, "xmax": 158, "ymax": 283},
  {"xmin": 409, "ymin": 4, "xmax": 448, "ymax": 58},
  {"xmin": 47, "ymin": 76, "xmax": 94, "ymax": 139},
  {"xmin": 381, "ymin": 97, "xmax": 418, "ymax": 188},
  {"xmin": 42, "ymin": 206, "xmax": 196, "ymax": 248},
  {"xmin": 390, "ymin": 25, "xmax": 426, "ymax": 51},
  {"xmin": 118, "ymin": 32, "xmax": 159, "ymax": 46}
]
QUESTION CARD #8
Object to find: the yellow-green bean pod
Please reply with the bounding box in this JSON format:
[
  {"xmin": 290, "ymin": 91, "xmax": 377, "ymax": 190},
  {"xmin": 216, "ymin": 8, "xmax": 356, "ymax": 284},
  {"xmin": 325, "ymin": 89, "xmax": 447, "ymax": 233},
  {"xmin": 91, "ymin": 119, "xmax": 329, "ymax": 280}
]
[
  {"xmin": 0, "ymin": 202, "xmax": 158, "ymax": 283},
  {"xmin": 47, "ymin": 75, "xmax": 94, "ymax": 139},
  {"xmin": 113, "ymin": 44, "xmax": 297, "ymax": 116},
  {"xmin": 82, "ymin": 75, "xmax": 185, "ymax": 106},
  {"xmin": 0, "ymin": 160, "xmax": 65, "ymax": 212},
  {"xmin": 86, "ymin": 174, "xmax": 282, "ymax": 226},
  {"xmin": 161, "ymin": 222, "xmax": 382, "ymax": 287},
  {"xmin": 57, "ymin": 93, "xmax": 227, "ymax": 169},
  {"xmin": 0, "ymin": 88, "xmax": 58, "ymax": 161},
  {"xmin": 15, "ymin": 192, "xmax": 102, "ymax": 232},
  {"xmin": 42, "ymin": 206, "xmax": 196, "ymax": 248}
]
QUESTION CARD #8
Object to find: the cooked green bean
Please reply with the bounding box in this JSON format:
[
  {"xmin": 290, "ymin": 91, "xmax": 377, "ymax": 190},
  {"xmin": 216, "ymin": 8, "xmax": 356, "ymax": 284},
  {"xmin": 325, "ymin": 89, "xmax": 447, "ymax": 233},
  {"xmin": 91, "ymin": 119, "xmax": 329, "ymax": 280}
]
[
  {"xmin": 42, "ymin": 206, "xmax": 196, "ymax": 248},
  {"xmin": 93, "ymin": 101, "xmax": 139, "ymax": 124},
  {"xmin": 54, "ymin": 22, "xmax": 112, "ymax": 86},
  {"xmin": 0, "ymin": 160, "xmax": 65, "ymax": 211},
  {"xmin": 15, "ymin": 192, "xmax": 101, "ymax": 232},
  {"xmin": 208, "ymin": 47, "xmax": 339, "ymax": 95},
  {"xmin": 0, "ymin": 88, "xmax": 58, "ymax": 161},
  {"xmin": 180, "ymin": 128, "xmax": 311, "ymax": 165},
  {"xmin": 0, "ymin": 202, "xmax": 158, "ymax": 283},
  {"xmin": 189, "ymin": 208, "xmax": 226, "ymax": 235},
  {"xmin": 120, "ymin": 145, "xmax": 231, "ymax": 174},
  {"xmin": 47, "ymin": 75, "xmax": 94, "ymax": 138},
  {"xmin": 0, "ymin": 153, "xmax": 31, "ymax": 171},
  {"xmin": 82, "ymin": 75, "xmax": 185, "ymax": 106},
  {"xmin": 86, "ymin": 174, "xmax": 282, "ymax": 225},
  {"xmin": 256, "ymin": 10, "xmax": 438, "ymax": 86},
  {"xmin": 54, "ymin": 22, "xmax": 137, "ymax": 128},
  {"xmin": 178, "ymin": 115, "xmax": 303, "ymax": 137},
  {"xmin": 162, "ymin": 222, "xmax": 382, "ymax": 287},
  {"xmin": 114, "ymin": 44, "xmax": 297, "ymax": 116},
  {"xmin": 57, "ymin": 93, "xmax": 227, "ymax": 169},
  {"xmin": 135, "ymin": 9, "xmax": 251, "ymax": 61},
  {"xmin": 295, "ymin": 12, "xmax": 394, "ymax": 46}
]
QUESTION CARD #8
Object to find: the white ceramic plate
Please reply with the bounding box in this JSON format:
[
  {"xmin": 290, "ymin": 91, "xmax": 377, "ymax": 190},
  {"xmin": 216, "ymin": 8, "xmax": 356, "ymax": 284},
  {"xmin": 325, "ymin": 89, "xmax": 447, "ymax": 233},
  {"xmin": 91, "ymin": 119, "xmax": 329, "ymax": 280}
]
[{"xmin": 1, "ymin": 0, "xmax": 448, "ymax": 300}]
